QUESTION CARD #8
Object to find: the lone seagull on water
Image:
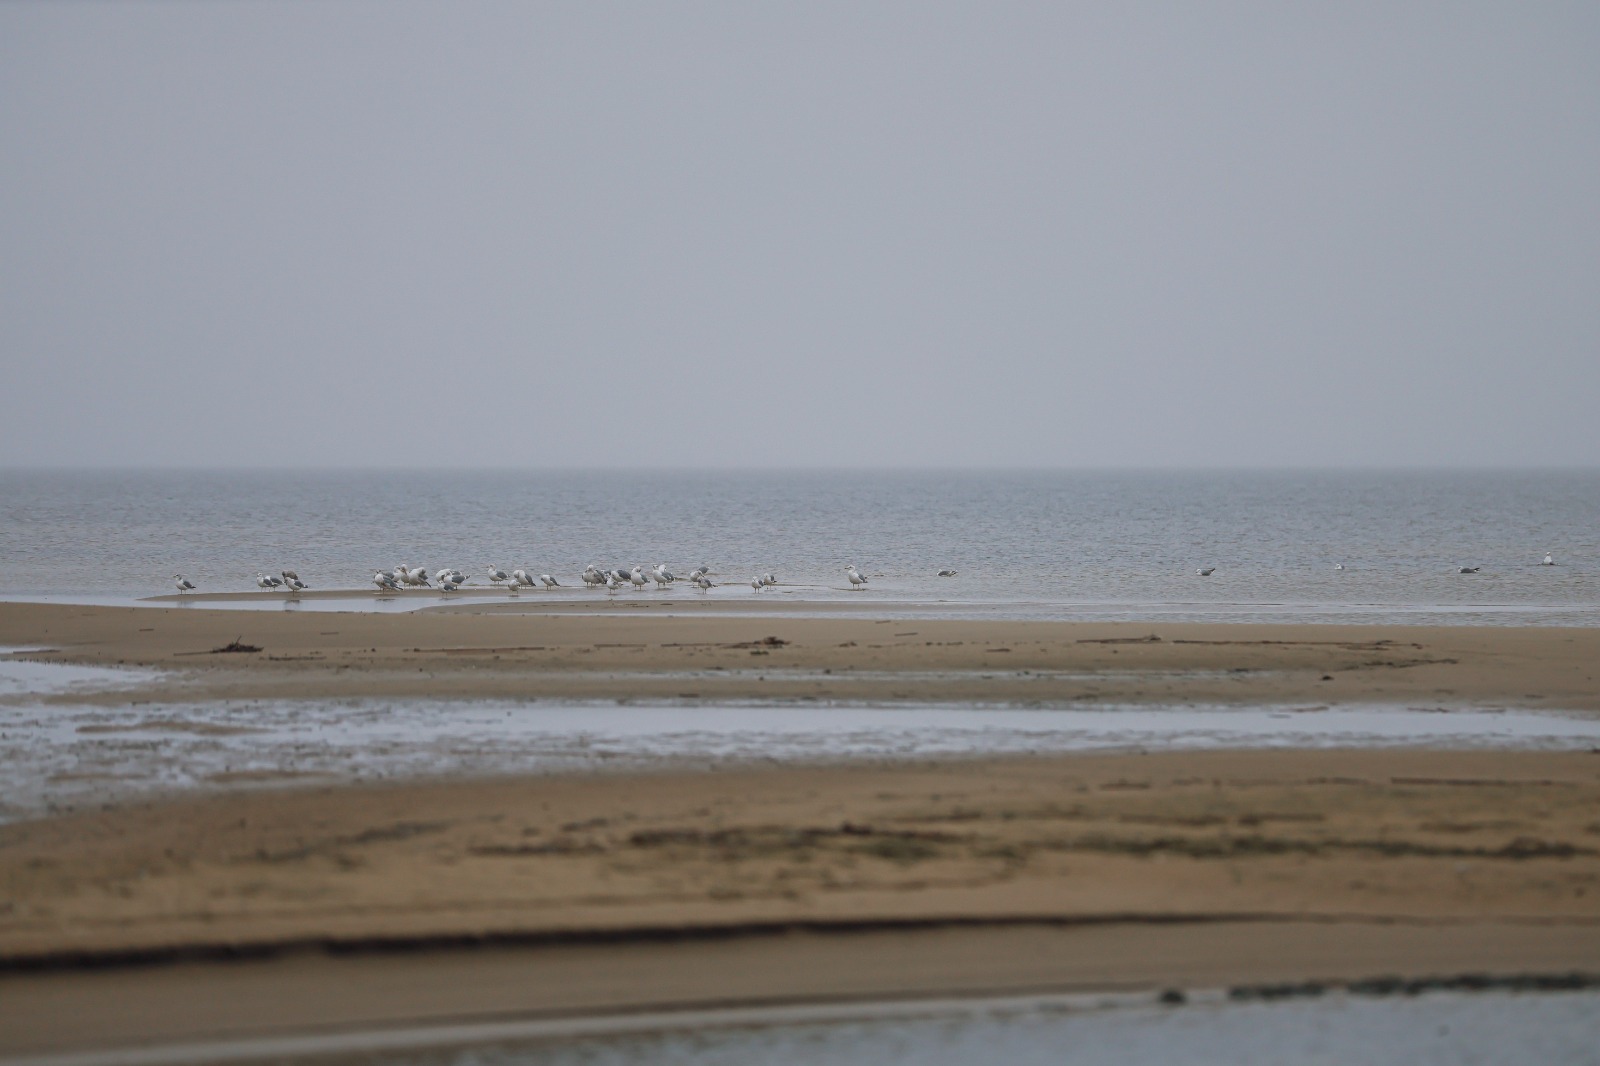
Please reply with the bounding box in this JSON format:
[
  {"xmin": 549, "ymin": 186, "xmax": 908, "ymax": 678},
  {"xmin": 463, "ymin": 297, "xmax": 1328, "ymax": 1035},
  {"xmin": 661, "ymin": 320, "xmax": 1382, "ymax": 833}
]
[
  {"xmin": 1196, "ymin": 567, "xmax": 1216, "ymax": 577},
  {"xmin": 937, "ymin": 569, "xmax": 958, "ymax": 577},
  {"xmin": 1542, "ymin": 552, "xmax": 1555, "ymax": 566},
  {"xmin": 1458, "ymin": 566, "xmax": 1481, "ymax": 574}
]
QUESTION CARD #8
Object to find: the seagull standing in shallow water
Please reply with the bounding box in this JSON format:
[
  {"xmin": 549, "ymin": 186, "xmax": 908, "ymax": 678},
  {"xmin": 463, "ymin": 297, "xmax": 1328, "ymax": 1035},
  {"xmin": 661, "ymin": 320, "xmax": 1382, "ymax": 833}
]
[
  {"xmin": 695, "ymin": 574, "xmax": 714, "ymax": 591},
  {"xmin": 174, "ymin": 575, "xmax": 196, "ymax": 594},
  {"xmin": 540, "ymin": 573, "xmax": 560, "ymax": 588},
  {"xmin": 1543, "ymin": 552, "xmax": 1556, "ymax": 566},
  {"xmin": 845, "ymin": 565, "xmax": 867, "ymax": 589},
  {"xmin": 256, "ymin": 573, "xmax": 282, "ymax": 590},
  {"xmin": 487, "ymin": 565, "xmax": 509, "ymax": 584}
]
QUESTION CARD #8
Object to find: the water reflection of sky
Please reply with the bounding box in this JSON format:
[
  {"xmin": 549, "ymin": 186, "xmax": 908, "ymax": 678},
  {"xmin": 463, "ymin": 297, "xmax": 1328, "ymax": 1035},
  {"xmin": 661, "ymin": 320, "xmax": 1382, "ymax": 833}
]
[
  {"xmin": 5, "ymin": 688, "xmax": 1598, "ymax": 822},
  {"xmin": 112, "ymin": 986, "xmax": 1600, "ymax": 1066}
]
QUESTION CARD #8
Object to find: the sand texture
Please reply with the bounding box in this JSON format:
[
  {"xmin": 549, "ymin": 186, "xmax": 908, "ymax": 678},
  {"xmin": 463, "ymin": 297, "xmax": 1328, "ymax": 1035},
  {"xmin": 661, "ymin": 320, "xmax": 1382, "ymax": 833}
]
[{"xmin": 4, "ymin": 600, "xmax": 1599, "ymax": 708}]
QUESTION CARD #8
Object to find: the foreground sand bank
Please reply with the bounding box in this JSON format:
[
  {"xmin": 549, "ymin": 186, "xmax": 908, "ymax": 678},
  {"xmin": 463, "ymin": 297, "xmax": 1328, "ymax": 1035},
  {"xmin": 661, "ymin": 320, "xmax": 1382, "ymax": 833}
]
[
  {"xmin": 7, "ymin": 749, "xmax": 1596, "ymax": 960},
  {"xmin": 3, "ymin": 601, "xmax": 1598, "ymax": 708},
  {"xmin": 2, "ymin": 748, "xmax": 1599, "ymax": 1055}
]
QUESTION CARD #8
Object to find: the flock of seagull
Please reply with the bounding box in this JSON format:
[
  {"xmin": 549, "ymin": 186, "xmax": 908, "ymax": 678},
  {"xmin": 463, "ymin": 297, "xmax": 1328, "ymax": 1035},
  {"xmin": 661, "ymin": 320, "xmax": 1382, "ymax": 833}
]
[
  {"xmin": 171, "ymin": 563, "xmax": 877, "ymax": 596},
  {"xmin": 169, "ymin": 554, "xmax": 1559, "ymax": 597}
]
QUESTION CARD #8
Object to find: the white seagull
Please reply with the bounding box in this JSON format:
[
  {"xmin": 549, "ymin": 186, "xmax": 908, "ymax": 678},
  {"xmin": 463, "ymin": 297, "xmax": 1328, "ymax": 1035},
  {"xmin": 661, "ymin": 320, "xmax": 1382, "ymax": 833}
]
[
  {"xmin": 750, "ymin": 576, "xmax": 764, "ymax": 591},
  {"xmin": 629, "ymin": 566, "xmax": 650, "ymax": 591},
  {"xmin": 1542, "ymin": 552, "xmax": 1555, "ymax": 566},
  {"xmin": 511, "ymin": 568, "xmax": 532, "ymax": 587},
  {"xmin": 256, "ymin": 573, "xmax": 282, "ymax": 590},
  {"xmin": 282, "ymin": 573, "xmax": 308, "ymax": 593},
  {"xmin": 539, "ymin": 573, "xmax": 560, "ymax": 587},
  {"xmin": 845, "ymin": 565, "xmax": 868, "ymax": 589},
  {"xmin": 582, "ymin": 567, "xmax": 604, "ymax": 589},
  {"xmin": 487, "ymin": 565, "xmax": 509, "ymax": 584},
  {"xmin": 1196, "ymin": 567, "xmax": 1216, "ymax": 577},
  {"xmin": 1458, "ymin": 566, "xmax": 1481, "ymax": 574},
  {"xmin": 760, "ymin": 573, "xmax": 777, "ymax": 588},
  {"xmin": 173, "ymin": 575, "xmax": 196, "ymax": 594},
  {"xmin": 653, "ymin": 564, "xmax": 674, "ymax": 588},
  {"xmin": 373, "ymin": 570, "xmax": 400, "ymax": 593},
  {"xmin": 440, "ymin": 573, "xmax": 462, "ymax": 592}
]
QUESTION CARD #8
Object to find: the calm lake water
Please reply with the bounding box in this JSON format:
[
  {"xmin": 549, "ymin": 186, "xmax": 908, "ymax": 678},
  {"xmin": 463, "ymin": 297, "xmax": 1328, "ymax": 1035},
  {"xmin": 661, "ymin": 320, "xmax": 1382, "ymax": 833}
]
[{"xmin": 2, "ymin": 469, "xmax": 1597, "ymax": 624}]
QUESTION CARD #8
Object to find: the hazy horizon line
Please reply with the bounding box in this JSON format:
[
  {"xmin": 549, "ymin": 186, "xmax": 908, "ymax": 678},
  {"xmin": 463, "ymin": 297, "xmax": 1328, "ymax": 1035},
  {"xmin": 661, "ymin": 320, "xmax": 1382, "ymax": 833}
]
[{"xmin": 4, "ymin": 464, "xmax": 1597, "ymax": 475}]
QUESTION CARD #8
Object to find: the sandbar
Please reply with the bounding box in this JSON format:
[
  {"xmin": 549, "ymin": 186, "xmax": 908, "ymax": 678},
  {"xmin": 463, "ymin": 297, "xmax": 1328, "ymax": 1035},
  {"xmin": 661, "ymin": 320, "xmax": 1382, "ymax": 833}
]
[{"xmin": 2, "ymin": 601, "xmax": 1598, "ymax": 1058}]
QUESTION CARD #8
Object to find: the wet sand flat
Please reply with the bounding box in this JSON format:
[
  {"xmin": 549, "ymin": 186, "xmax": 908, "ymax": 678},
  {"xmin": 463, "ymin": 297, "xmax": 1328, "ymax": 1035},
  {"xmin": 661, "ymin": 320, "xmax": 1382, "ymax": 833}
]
[
  {"xmin": 4, "ymin": 749, "xmax": 1600, "ymax": 1053},
  {"xmin": 3, "ymin": 600, "xmax": 1599, "ymax": 708}
]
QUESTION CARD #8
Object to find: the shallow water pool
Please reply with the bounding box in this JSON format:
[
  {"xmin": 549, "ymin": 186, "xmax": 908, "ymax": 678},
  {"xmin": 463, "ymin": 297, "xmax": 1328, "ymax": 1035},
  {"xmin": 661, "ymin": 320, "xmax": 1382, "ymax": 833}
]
[{"xmin": 3, "ymin": 696, "xmax": 1598, "ymax": 822}]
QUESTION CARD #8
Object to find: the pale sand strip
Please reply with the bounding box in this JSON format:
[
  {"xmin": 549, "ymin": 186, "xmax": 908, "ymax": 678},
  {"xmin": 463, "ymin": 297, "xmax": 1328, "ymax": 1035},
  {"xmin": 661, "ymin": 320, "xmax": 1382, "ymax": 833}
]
[
  {"xmin": 5, "ymin": 922, "xmax": 1599, "ymax": 1060},
  {"xmin": 3, "ymin": 601, "xmax": 1598, "ymax": 708}
]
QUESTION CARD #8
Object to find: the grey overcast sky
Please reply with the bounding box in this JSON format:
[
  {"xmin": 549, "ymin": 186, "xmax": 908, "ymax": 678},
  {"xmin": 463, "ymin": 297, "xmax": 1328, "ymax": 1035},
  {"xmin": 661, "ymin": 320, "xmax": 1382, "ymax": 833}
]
[{"xmin": 2, "ymin": 2, "xmax": 1597, "ymax": 469}]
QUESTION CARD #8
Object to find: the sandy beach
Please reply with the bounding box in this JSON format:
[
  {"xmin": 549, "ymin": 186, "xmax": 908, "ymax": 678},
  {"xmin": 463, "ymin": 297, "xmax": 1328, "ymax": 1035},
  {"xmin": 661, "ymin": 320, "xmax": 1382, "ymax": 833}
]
[
  {"xmin": 2, "ymin": 601, "xmax": 1599, "ymax": 1057},
  {"xmin": 4, "ymin": 598, "xmax": 1599, "ymax": 709}
]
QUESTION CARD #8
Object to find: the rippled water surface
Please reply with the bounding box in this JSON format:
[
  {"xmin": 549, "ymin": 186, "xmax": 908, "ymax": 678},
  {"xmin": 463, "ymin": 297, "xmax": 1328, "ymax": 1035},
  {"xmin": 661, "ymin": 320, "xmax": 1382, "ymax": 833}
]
[
  {"xmin": 1, "ymin": 469, "xmax": 1597, "ymax": 623},
  {"xmin": 5, "ymin": 685, "xmax": 1596, "ymax": 821}
]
